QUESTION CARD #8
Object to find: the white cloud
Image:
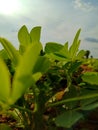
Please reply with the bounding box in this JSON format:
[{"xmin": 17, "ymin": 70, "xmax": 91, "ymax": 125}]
[{"xmin": 74, "ymin": 0, "xmax": 94, "ymax": 12}]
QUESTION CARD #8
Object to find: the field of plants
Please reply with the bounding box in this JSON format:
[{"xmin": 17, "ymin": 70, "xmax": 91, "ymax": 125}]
[{"xmin": 0, "ymin": 25, "xmax": 98, "ymax": 130}]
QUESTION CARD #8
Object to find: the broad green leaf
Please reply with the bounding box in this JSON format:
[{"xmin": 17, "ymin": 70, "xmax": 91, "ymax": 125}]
[
  {"xmin": 45, "ymin": 42, "xmax": 63, "ymax": 53},
  {"xmin": 10, "ymin": 42, "xmax": 42, "ymax": 104},
  {"xmin": 52, "ymin": 42, "xmax": 70, "ymax": 61},
  {"xmin": 18, "ymin": 25, "xmax": 31, "ymax": 54},
  {"xmin": 82, "ymin": 72, "xmax": 98, "ymax": 85},
  {"xmin": 0, "ymin": 37, "xmax": 20, "ymax": 66},
  {"xmin": 0, "ymin": 49, "xmax": 9, "ymax": 59},
  {"xmin": 76, "ymin": 50, "xmax": 86, "ymax": 59},
  {"xmin": 55, "ymin": 110, "xmax": 83, "ymax": 128},
  {"xmin": 32, "ymin": 56, "xmax": 51, "ymax": 73},
  {"xmin": 0, "ymin": 58, "xmax": 11, "ymax": 103},
  {"xmin": 69, "ymin": 29, "xmax": 81, "ymax": 60},
  {"xmin": 45, "ymin": 53, "xmax": 66, "ymax": 61},
  {"xmin": 0, "ymin": 124, "xmax": 12, "ymax": 130},
  {"xmin": 30, "ymin": 26, "xmax": 41, "ymax": 43},
  {"xmin": 58, "ymin": 42, "xmax": 69, "ymax": 58}
]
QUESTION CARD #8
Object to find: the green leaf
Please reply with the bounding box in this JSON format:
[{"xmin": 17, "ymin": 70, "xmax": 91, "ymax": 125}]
[
  {"xmin": 80, "ymin": 95, "xmax": 98, "ymax": 107},
  {"xmin": 76, "ymin": 50, "xmax": 86, "ymax": 59},
  {"xmin": 0, "ymin": 58, "xmax": 11, "ymax": 103},
  {"xmin": 0, "ymin": 124, "xmax": 12, "ymax": 130},
  {"xmin": 32, "ymin": 72, "xmax": 42, "ymax": 82},
  {"xmin": 45, "ymin": 42, "xmax": 63, "ymax": 53},
  {"xmin": 55, "ymin": 110, "xmax": 83, "ymax": 128},
  {"xmin": 82, "ymin": 72, "xmax": 98, "ymax": 85},
  {"xmin": 81, "ymin": 102, "xmax": 98, "ymax": 110},
  {"xmin": 52, "ymin": 42, "xmax": 70, "ymax": 61},
  {"xmin": 69, "ymin": 29, "xmax": 81, "ymax": 60},
  {"xmin": 68, "ymin": 61, "xmax": 82, "ymax": 73},
  {"xmin": 0, "ymin": 37, "xmax": 20, "ymax": 66},
  {"xmin": 30, "ymin": 26, "xmax": 41, "ymax": 43},
  {"xmin": 48, "ymin": 92, "xmax": 98, "ymax": 108},
  {"xmin": 10, "ymin": 42, "xmax": 42, "ymax": 104},
  {"xmin": 18, "ymin": 25, "xmax": 31, "ymax": 54},
  {"xmin": 45, "ymin": 53, "xmax": 66, "ymax": 61},
  {"xmin": 32, "ymin": 56, "xmax": 51, "ymax": 73},
  {"xmin": 0, "ymin": 49, "xmax": 9, "ymax": 59},
  {"xmin": 58, "ymin": 42, "xmax": 69, "ymax": 58}
]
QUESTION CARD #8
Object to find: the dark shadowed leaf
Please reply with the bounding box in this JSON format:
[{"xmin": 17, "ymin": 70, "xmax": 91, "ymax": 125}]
[{"xmin": 55, "ymin": 110, "xmax": 83, "ymax": 128}]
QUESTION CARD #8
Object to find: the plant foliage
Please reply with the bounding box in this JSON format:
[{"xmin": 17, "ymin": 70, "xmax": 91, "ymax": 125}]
[{"xmin": 0, "ymin": 25, "xmax": 98, "ymax": 130}]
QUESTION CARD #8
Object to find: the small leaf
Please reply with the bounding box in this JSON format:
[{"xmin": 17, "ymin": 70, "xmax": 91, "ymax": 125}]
[
  {"xmin": 76, "ymin": 50, "xmax": 86, "ymax": 59},
  {"xmin": 68, "ymin": 61, "xmax": 82, "ymax": 73},
  {"xmin": 32, "ymin": 72, "xmax": 42, "ymax": 82},
  {"xmin": 32, "ymin": 56, "xmax": 51, "ymax": 73},
  {"xmin": 82, "ymin": 72, "xmax": 98, "ymax": 85},
  {"xmin": 0, "ymin": 58, "xmax": 11, "ymax": 103},
  {"xmin": 0, "ymin": 49, "xmax": 9, "ymax": 59},
  {"xmin": 18, "ymin": 25, "xmax": 31, "ymax": 54},
  {"xmin": 69, "ymin": 29, "xmax": 81, "ymax": 60},
  {"xmin": 45, "ymin": 42, "xmax": 63, "ymax": 53},
  {"xmin": 55, "ymin": 110, "xmax": 83, "ymax": 128},
  {"xmin": 0, "ymin": 37, "xmax": 20, "ymax": 66},
  {"xmin": 30, "ymin": 26, "xmax": 41, "ymax": 43},
  {"xmin": 58, "ymin": 42, "xmax": 69, "ymax": 58}
]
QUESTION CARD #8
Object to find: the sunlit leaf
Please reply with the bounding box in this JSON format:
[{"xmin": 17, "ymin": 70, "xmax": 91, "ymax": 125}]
[
  {"xmin": 18, "ymin": 25, "xmax": 31, "ymax": 54},
  {"xmin": 45, "ymin": 42, "xmax": 63, "ymax": 53},
  {"xmin": 0, "ymin": 58, "xmax": 11, "ymax": 103},
  {"xmin": 32, "ymin": 56, "xmax": 51, "ymax": 73},
  {"xmin": 69, "ymin": 29, "xmax": 81, "ymax": 60},
  {"xmin": 76, "ymin": 50, "xmax": 86, "ymax": 59},
  {"xmin": 45, "ymin": 53, "xmax": 66, "ymax": 61},
  {"xmin": 0, "ymin": 37, "xmax": 20, "ymax": 66},
  {"xmin": 0, "ymin": 49, "xmax": 9, "ymax": 59},
  {"xmin": 82, "ymin": 72, "xmax": 98, "ymax": 85},
  {"xmin": 58, "ymin": 42, "xmax": 69, "ymax": 58},
  {"xmin": 11, "ymin": 42, "xmax": 42, "ymax": 104},
  {"xmin": 32, "ymin": 72, "xmax": 42, "ymax": 82},
  {"xmin": 30, "ymin": 26, "xmax": 41, "ymax": 43}
]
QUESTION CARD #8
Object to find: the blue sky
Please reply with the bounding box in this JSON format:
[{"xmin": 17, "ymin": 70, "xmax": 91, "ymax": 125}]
[{"xmin": 0, "ymin": 0, "xmax": 98, "ymax": 57}]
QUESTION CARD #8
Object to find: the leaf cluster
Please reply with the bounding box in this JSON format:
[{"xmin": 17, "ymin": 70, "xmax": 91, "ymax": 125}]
[{"xmin": 0, "ymin": 26, "xmax": 98, "ymax": 130}]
